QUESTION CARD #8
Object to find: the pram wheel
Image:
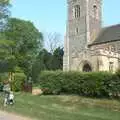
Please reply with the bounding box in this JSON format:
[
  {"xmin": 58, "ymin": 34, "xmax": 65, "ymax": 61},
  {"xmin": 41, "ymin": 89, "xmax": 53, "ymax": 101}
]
[{"xmin": 9, "ymin": 99, "xmax": 14, "ymax": 105}]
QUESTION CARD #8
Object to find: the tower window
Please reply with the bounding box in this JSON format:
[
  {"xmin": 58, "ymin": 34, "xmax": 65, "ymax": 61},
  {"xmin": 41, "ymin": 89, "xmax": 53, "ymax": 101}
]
[
  {"xmin": 73, "ymin": 5, "xmax": 80, "ymax": 18},
  {"xmin": 75, "ymin": 28, "xmax": 79, "ymax": 34}
]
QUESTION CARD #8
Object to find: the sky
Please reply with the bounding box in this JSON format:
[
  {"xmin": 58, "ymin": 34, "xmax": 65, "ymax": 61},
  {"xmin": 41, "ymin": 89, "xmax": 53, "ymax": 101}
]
[{"xmin": 11, "ymin": 0, "xmax": 120, "ymax": 37}]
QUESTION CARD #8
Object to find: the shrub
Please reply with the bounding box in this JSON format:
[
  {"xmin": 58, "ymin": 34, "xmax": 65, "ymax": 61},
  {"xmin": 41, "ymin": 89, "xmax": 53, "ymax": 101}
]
[
  {"xmin": 11, "ymin": 73, "xmax": 26, "ymax": 92},
  {"xmin": 39, "ymin": 71, "xmax": 62, "ymax": 95},
  {"xmin": 38, "ymin": 71, "xmax": 120, "ymax": 98},
  {"xmin": 116, "ymin": 69, "xmax": 120, "ymax": 78}
]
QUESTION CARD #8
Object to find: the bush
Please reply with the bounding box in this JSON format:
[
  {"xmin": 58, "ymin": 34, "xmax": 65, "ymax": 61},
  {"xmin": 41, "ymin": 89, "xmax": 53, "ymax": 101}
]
[
  {"xmin": 39, "ymin": 71, "xmax": 62, "ymax": 95},
  {"xmin": 11, "ymin": 73, "xmax": 26, "ymax": 92},
  {"xmin": 38, "ymin": 71, "xmax": 120, "ymax": 98},
  {"xmin": 116, "ymin": 69, "xmax": 120, "ymax": 78}
]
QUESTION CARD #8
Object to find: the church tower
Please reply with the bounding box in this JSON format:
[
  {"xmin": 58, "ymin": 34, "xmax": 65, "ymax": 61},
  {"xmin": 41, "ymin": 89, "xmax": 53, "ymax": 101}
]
[{"xmin": 63, "ymin": 0, "xmax": 102, "ymax": 71}]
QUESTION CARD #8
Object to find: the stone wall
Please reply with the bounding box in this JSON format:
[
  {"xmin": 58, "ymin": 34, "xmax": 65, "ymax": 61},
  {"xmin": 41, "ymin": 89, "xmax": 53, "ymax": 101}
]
[{"xmin": 90, "ymin": 41, "xmax": 120, "ymax": 72}]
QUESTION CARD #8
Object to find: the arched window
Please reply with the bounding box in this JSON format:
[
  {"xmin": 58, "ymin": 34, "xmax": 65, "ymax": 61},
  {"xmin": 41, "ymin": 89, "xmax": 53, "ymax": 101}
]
[{"xmin": 73, "ymin": 5, "xmax": 80, "ymax": 18}]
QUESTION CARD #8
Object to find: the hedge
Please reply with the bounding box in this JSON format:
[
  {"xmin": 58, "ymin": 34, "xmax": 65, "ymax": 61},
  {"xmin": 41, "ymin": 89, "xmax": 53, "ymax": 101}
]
[{"xmin": 39, "ymin": 71, "xmax": 120, "ymax": 98}]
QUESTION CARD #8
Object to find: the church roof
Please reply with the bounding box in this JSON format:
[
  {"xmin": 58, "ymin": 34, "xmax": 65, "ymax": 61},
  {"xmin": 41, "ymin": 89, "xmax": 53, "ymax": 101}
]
[{"xmin": 90, "ymin": 24, "xmax": 120, "ymax": 45}]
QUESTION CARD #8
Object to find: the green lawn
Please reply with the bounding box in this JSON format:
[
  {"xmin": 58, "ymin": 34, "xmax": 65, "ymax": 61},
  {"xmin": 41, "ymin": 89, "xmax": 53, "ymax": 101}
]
[{"xmin": 0, "ymin": 93, "xmax": 120, "ymax": 120}]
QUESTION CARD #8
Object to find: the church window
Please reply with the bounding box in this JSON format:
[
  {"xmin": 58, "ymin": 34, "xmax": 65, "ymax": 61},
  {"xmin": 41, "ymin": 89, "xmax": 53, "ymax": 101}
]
[
  {"xmin": 109, "ymin": 62, "xmax": 114, "ymax": 72},
  {"xmin": 73, "ymin": 5, "xmax": 80, "ymax": 18},
  {"xmin": 75, "ymin": 27, "xmax": 79, "ymax": 34}
]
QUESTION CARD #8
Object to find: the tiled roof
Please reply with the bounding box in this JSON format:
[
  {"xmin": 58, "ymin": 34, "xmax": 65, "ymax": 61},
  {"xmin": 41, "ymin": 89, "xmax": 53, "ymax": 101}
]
[{"xmin": 90, "ymin": 24, "xmax": 120, "ymax": 45}]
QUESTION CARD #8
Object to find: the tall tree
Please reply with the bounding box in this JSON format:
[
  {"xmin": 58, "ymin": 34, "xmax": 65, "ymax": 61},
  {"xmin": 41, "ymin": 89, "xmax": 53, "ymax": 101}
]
[
  {"xmin": 32, "ymin": 49, "xmax": 52, "ymax": 82},
  {"xmin": 0, "ymin": 0, "xmax": 12, "ymax": 81},
  {"xmin": 4, "ymin": 18, "xmax": 43, "ymax": 80},
  {"xmin": 32, "ymin": 47, "xmax": 64, "ymax": 82},
  {"xmin": 0, "ymin": 0, "xmax": 10, "ymax": 30},
  {"xmin": 52, "ymin": 47, "xmax": 64, "ymax": 70},
  {"xmin": 0, "ymin": 39, "xmax": 16, "ymax": 73},
  {"xmin": 45, "ymin": 32, "xmax": 63, "ymax": 54}
]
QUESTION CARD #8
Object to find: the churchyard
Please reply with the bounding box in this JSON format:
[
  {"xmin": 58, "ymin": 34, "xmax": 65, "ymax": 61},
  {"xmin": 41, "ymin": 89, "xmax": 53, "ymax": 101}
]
[
  {"xmin": 0, "ymin": 0, "xmax": 120, "ymax": 120},
  {"xmin": 0, "ymin": 71, "xmax": 120, "ymax": 120}
]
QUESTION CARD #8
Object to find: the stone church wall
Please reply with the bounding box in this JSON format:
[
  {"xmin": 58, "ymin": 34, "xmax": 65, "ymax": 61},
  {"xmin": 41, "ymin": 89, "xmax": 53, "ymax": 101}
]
[{"xmin": 90, "ymin": 41, "xmax": 120, "ymax": 72}]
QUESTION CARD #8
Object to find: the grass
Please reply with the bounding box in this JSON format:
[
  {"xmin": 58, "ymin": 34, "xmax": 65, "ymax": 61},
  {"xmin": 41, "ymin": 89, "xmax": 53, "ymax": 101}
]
[{"xmin": 0, "ymin": 93, "xmax": 120, "ymax": 120}]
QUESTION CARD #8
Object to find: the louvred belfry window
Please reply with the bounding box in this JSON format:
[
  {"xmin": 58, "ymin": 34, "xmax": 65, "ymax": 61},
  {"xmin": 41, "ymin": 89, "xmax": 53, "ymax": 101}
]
[{"xmin": 73, "ymin": 5, "xmax": 80, "ymax": 18}]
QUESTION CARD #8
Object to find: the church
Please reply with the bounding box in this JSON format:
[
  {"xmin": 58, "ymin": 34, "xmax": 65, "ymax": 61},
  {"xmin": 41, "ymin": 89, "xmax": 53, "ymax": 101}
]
[{"xmin": 63, "ymin": 0, "xmax": 120, "ymax": 72}]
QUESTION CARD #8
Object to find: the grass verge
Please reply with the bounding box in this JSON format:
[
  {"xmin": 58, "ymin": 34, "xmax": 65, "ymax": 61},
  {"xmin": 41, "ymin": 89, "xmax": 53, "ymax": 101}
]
[{"xmin": 0, "ymin": 93, "xmax": 120, "ymax": 120}]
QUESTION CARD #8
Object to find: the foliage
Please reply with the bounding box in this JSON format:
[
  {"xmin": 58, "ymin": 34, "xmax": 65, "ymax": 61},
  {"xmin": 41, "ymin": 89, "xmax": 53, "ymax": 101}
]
[
  {"xmin": 14, "ymin": 66, "xmax": 24, "ymax": 73},
  {"xmin": 32, "ymin": 47, "xmax": 64, "ymax": 83},
  {"xmin": 0, "ymin": 73, "xmax": 8, "ymax": 82},
  {"xmin": 116, "ymin": 69, "xmax": 120, "ymax": 78},
  {"xmin": 0, "ymin": 1, "xmax": 13, "ymax": 73},
  {"xmin": 0, "ymin": 73, "xmax": 8, "ymax": 91},
  {"xmin": 52, "ymin": 47, "xmax": 64, "ymax": 70},
  {"xmin": 4, "ymin": 18, "xmax": 43, "ymax": 54},
  {"xmin": 11, "ymin": 73, "xmax": 26, "ymax": 92},
  {"xmin": 39, "ymin": 71, "xmax": 120, "ymax": 98},
  {"xmin": 0, "ymin": 39, "xmax": 16, "ymax": 72},
  {"xmin": 3, "ymin": 18, "xmax": 43, "ymax": 79},
  {"xmin": 31, "ymin": 49, "xmax": 51, "ymax": 82},
  {"xmin": 45, "ymin": 32, "xmax": 63, "ymax": 54},
  {"xmin": 0, "ymin": 0, "xmax": 10, "ymax": 30}
]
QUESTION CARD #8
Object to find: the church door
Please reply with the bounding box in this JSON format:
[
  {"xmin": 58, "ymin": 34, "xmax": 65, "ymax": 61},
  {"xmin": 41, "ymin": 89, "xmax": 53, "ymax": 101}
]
[{"xmin": 83, "ymin": 63, "xmax": 92, "ymax": 72}]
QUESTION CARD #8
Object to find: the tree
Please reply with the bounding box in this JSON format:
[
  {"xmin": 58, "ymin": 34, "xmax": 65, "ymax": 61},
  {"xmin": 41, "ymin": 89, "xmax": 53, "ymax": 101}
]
[
  {"xmin": 0, "ymin": 0, "xmax": 12, "ymax": 81},
  {"xmin": 32, "ymin": 49, "xmax": 52, "ymax": 82},
  {"xmin": 0, "ymin": 0, "xmax": 10, "ymax": 30},
  {"xmin": 0, "ymin": 39, "xmax": 16, "ymax": 73},
  {"xmin": 52, "ymin": 47, "xmax": 64, "ymax": 70},
  {"xmin": 45, "ymin": 32, "xmax": 63, "ymax": 54},
  {"xmin": 5, "ymin": 18, "xmax": 43, "ymax": 54},
  {"xmin": 0, "ymin": 39, "xmax": 16, "ymax": 82},
  {"xmin": 32, "ymin": 47, "xmax": 64, "ymax": 82},
  {"xmin": 4, "ymin": 18, "xmax": 43, "ymax": 80}
]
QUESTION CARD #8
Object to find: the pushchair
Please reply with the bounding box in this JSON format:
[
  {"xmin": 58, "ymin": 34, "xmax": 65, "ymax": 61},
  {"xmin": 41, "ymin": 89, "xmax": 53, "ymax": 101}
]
[
  {"xmin": 3, "ymin": 82, "xmax": 14, "ymax": 106},
  {"xmin": 4, "ymin": 91, "xmax": 14, "ymax": 106}
]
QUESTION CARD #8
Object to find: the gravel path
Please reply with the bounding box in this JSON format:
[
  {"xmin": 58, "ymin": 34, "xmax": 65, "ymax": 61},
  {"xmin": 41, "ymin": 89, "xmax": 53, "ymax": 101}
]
[{"xmin": 0, "ymin": 111, "xmax": 31, "ymax": 120}]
